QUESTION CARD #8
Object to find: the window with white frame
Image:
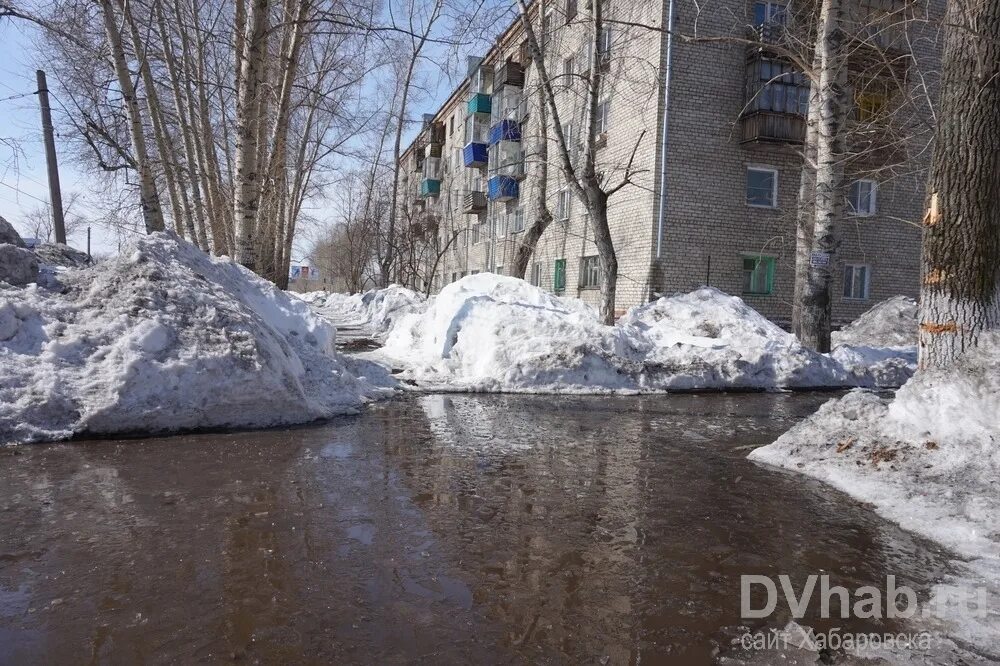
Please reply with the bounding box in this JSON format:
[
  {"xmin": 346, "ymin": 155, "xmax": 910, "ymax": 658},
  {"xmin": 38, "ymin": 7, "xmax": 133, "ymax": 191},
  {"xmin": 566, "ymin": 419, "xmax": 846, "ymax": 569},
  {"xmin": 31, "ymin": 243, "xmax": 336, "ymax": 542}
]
[
  {"xmin": 555, "ymin": 188, "xmax": 572, "ymax": 221},
  {"xmin": 511, "ymin": 206, "xmax": 525, "ymax": 232},
  {"xmin": 746, "ymin": 166, "xmax": 778, "ymax": 207},
  {"xmin": 562, "ymin": 57, "xmax": 575, "ymax": 85},
  {"xmin": 843, "ymin": 264, "xmax": 870, "ymax": 299},
  {"xmin": 598, "ymin": 26, "xmax": 612, "ymax": 57},
  {"xmin": 472, "ymin": 223, "xmax": 481, "ymax": 244},
  {"xmin": 493, "ymin": 215, "xmax": 506, "ymax": 239},
  {"xmin": 530, "ymin": 262, "xmax": 542, "ymax": 286},
  {"xmin": 847, "ymin": 179, "xmax": 877, "ymax": 216},
  {"xmin": 580, "ymin": 255, "xmax": 602, "ymax": 288},
  {"xmin": 596, "ymin": 100, "xmax": 610, "ymax": 135}
]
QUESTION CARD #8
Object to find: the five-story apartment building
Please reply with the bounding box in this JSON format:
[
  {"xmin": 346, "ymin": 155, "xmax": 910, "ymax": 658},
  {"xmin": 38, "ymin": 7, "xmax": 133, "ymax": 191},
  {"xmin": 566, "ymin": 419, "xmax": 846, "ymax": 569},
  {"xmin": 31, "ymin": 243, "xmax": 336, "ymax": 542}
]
[{"xmin": 397, "ymin": 0, "xmax": 940, "ymax": 323}]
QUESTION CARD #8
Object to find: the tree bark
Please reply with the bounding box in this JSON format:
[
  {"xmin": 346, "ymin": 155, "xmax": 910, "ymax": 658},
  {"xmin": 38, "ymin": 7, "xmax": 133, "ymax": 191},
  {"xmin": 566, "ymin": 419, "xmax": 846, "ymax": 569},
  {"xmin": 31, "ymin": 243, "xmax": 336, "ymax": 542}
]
[
  {"xmin": 511, "ymin": 57, "xmax": 553, "ymax": 279},
  {"xmin": 798, "ymin": 0, "xmax": 848, "ymax": 352},
  {"xmin": 97, "ymin": 0, "xmax": 165, "ymax": 234},
  {"xmin": 791, "ymin": 50, "xmax": 822, "ymax": 339},
  {"xmin": 232, "ymin": 0, "xmax": 269, "ymax": 271},
  {"xmin": 918, "ymin": 0, "xmax": 1000, "ymax": 368}
]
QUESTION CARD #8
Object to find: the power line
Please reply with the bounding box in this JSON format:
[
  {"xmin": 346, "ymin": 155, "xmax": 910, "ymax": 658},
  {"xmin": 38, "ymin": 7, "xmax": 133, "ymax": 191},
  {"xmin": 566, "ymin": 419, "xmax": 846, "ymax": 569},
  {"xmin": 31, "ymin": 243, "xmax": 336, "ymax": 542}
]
[
  {"xmin": 0, "ymin": 91, "xmax": 36, "ymax": 103},
  {"xmin": 0, "ymin": 180, "xmax": 49, "ymax": 205}
]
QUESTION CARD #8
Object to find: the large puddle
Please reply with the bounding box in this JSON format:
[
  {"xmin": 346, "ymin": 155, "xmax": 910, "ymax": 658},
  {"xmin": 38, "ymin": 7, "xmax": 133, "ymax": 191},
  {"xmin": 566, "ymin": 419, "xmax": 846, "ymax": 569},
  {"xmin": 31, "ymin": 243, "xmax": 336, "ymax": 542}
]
[{"xmin": 0, "ymin": 393, "xmax": 956, "ymax": 664}]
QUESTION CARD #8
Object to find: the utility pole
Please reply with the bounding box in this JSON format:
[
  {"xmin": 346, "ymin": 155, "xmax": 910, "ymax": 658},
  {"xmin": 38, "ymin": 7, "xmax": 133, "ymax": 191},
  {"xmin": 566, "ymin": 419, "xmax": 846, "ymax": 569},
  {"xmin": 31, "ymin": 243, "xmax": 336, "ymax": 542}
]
[{"xmin": 36, "ymin": 70, "xmax": 66, "ymax": 245}]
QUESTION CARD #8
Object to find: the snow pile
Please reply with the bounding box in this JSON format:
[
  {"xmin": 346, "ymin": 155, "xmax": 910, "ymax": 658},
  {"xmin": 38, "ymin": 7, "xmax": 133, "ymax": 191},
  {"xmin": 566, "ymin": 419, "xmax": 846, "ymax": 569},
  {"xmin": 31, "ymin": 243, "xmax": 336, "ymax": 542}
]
[
  {"xmin": 381, "ymin": 274, "xmax": 629, "ymax": 391},
  {"xmin": 832, "ymin": 296, "xmax": 918, "ymax": 348},
  {"xmin": 308, "ymin": 284, "xmax": 426, "ymax": 336},
  {"xmin": 623, "ymin": 289, "xmax": 849, "ymax": 390},
  {"xmin": 829, "ymin": 296, "xmax": 919, "ymax": 387},
  {"xmin": 0, "ymin": 233, "xmax": 388, "ymax": 445},
  {"xmin": 359, "ymin": 285, "xmax": 425, "ymax": 335},
  {"xmin": 750, "ymin": 333, "xmax": 1000, "ymax": 652},
  {"xmin": 379, "ymin": 277, "xmax": 876, "ymax": 392}
]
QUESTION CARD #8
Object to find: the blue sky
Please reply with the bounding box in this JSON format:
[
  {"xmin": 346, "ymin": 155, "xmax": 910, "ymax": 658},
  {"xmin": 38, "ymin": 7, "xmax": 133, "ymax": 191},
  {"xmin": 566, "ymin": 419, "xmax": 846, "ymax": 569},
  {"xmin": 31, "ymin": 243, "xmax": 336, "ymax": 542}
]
[
  {"xmin": 0, "ymin": 21, "xmax": 119, "ymax": 252},
  {"xmin": 0, "ymin": 9, "xmax": 497, "ymax": 259}
]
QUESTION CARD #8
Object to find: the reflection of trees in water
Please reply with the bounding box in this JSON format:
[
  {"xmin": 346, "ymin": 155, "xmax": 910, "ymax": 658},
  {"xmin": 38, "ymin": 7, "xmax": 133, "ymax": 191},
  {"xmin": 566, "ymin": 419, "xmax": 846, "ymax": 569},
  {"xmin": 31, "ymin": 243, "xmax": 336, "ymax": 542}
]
[{"xmin": 372, "ymin": 394, "xmax": 951, "ymax": 663}]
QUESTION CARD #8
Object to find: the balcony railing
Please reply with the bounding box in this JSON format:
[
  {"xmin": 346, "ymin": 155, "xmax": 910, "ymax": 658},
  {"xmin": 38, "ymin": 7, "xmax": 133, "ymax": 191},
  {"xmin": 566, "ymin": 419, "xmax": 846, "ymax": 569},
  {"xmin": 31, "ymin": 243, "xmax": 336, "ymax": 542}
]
[
  {"xmin": 488, "ymin": 119, "xmax": 521, "ymax": 145},
  {"xmin": 487, "ymin": 175, "xmax": 518, "ymax": 202},
  {"xmin": 467, "ymin": 93, "xmax": 492, "ymax": 115},
  {"xmin": 496, "ymin": 60, "xmax": 525, "ymax": 88},
  {"xmin": 739, "ymin": 111, "xmax": 806, "ymax": 144},
  {"xmin": 463, "ymin": 191, "xmax": 487, "ymax": 214},
  {"xmin": 463, "ymin": 142, "xmax": 488, "ymax": 168},
  {"xmin": 420, "ymin": 178, "xmax": 441, "ymax": 198}
]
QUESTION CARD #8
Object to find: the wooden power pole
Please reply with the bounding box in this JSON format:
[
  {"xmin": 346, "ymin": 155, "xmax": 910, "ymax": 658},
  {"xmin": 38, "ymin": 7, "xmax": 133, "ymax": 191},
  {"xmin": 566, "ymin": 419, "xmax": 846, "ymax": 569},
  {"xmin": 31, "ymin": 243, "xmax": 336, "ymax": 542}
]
[{"xmin": 36, "ymin": 69, "xmax": 66, "ymax": 245}]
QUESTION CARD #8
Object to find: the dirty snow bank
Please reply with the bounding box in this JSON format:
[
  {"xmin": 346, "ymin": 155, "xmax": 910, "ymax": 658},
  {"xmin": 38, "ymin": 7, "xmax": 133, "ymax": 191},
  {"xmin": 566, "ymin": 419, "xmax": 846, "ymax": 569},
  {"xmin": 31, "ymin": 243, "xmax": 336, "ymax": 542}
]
[
  {"xmin": 829, "ymin": 297, "xmax": 919, "ymax": 387},
  {"xmin": 0, "ymin": 233, "xmax": 388, "ymax": 445},
  {"xmin": 377, "ymin": 276, "xmax": 886, "ymax": 392},
  {"xmin": 832, "ymin": 296, "xmax": 918, "ymax": 348},
  {"xmin": 750, "ymin": 333, "xmax": 1000, "ymax": 653},
  {"xmin": 304, "ymin": 285, "xmax": 426, "ymax": 336}
]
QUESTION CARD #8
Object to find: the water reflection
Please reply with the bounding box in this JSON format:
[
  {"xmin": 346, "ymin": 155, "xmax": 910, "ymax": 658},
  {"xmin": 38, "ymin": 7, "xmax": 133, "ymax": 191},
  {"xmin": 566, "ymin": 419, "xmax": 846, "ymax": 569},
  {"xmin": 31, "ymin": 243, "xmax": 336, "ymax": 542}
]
[{"xmin": 0, "ymin": 394, "xmax": 953, "ymax": 664}]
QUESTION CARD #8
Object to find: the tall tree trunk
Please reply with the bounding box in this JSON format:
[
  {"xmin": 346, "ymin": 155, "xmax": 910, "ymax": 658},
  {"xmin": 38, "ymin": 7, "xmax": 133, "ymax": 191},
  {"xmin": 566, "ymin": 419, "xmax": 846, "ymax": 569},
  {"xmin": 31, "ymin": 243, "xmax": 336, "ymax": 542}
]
[
  {"xmin": 918, "ymin": 0, "xmax": 1000, "ymax": 368},
  {"xmin": 798, "ymin": 0, "xmax": 848, "ymax": 352},
  {"xmin": 232, "ymin": 0, "xmax": 269, "ymax": 271},
  {"xmin": 511, "ymin": 67, "xmax": 552, "ymax": 279},
  {"xmin": 120, "ymin": 0, "xmax": 193, "ymax": 241},
  {"xmin": 791, "ymin": 51, "xmax": 822, "ymax": 339},
  {"xmin": 155, "ymin": 0, "xmax": 210, "ymax": 250},
  {"xmin": 97, "ymin": 0, "xmax": 164, "ymax": 233}
]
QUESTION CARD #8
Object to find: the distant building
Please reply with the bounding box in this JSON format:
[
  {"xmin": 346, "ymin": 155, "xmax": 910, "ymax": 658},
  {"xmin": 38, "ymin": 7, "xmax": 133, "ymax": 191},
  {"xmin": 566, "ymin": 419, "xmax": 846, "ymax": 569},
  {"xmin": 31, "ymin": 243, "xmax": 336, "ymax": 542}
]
[{"xmin": 397, "ymin": 0, "xmax": 941, "ymax": 323}]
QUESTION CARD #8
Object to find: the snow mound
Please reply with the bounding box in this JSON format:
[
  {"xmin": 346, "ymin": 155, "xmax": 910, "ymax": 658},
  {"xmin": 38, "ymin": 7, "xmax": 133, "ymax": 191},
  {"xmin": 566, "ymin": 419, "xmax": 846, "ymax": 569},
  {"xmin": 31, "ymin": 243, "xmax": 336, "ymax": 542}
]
[
  {"xmin": 623, "ymin": 288, "xmax": 849, "ymax": 390},
  {"xmin": 0, "ymin": 233, "xmax": 388, "ymax": 445},
  {"xmin": 379, "ymin": 278, "xmax": 870, "ymax": 392},
  {"xmin": 750, "ymin": 331, "xmax": 1000, "ymax": 558},
  {"xmin": 307, "ymin": 284, "xmax": 427, "ymax": 336},
  {"xmin": 381, "ymin": 274, "xmax": 629, "ymax": 391},
  {"xmin": 833, "ymin": 296, "xmax": 918, "ymax": 348},
  {"xmin": 359, "ymin": 285, "xmax": 425, "ymax": 335},
  {"xmin": 750, "ymin": 332, "xmax": 1000, "ymax": 653}
]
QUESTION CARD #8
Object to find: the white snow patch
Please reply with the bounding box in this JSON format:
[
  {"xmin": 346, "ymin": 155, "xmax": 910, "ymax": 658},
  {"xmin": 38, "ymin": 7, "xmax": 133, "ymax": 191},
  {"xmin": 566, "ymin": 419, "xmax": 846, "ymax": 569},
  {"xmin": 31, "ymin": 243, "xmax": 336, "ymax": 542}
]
[
  {"xmin": 373, "ymin": 275, "xmax": 900, "ymax": 392},
  {"xmin": 0, "ymin": 233, "xmax": 390, "ymax": 445},
  {"xmin": 750, "ymin": 331, "xmax": 1000, "ymax": 655}
]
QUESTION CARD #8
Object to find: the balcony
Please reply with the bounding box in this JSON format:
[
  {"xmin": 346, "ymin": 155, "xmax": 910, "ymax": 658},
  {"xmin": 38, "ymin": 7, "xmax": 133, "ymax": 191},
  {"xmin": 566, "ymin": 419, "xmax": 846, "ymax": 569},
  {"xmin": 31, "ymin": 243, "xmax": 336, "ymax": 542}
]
[
  {"xmin": 487, "ymin": 175, "xmax": 518, "ymax": 202},
  {"xmin": 421, "ymin": 120, "xmax": 445, "ymax": 146},
  {"xmin": 489, "ymin": 119, "xmax": 521, "ymax": 145},
  {"xmin": 463, "ymin": 141, "xmax": 488, "ymax": 168},
  {"xmin": 739, "ymin": 111, "xmax": 806, "ymax": 144},
  {"xmin": 467, "ymin": 93, "xmax": 492, "ymax": 115},
  {"xmin": 496, "ymin": 60, "xmax": 525, "ymax": 88},
  {"xmin": 420, "ymin": 178, "xmax": 441, "ymax": 198},
  {"xmin": 463, "ymin": 191, "xmax": 487, "ymax": 214}
]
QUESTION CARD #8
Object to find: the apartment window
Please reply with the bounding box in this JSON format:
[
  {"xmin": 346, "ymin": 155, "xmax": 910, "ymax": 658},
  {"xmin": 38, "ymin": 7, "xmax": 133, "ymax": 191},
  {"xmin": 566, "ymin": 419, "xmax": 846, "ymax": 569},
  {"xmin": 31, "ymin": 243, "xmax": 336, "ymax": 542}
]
[
  {"xmin": 596, "ymin": 100, "xmax": 610, "ymax": 135},
  {"xmin": 598, "ymin": 26, "xmax": 612, "ymax": 57},
  {"xmin": 530, "ymin": 262, "xmax": 542, "ymax": 287},
  {"xmin": 555, "ymin": 188, "xmax": 572, "ymax": 221},
  {"xmin": 855, "ymin": 91, "xmax": 889, "ymax": 121},
  {"xmin": 472, "ymin": 223, "xmax": 481, "ymax": 244},
  {"xmin": 747, "ymin": 58, "xmax": 809, "ymax": 115},
  {"xmin": 553, "ymin": 259, "xmax": 567, "ymax": 292},
  {"xmin": 579, "ymin": 255, "xmax": 602, "ymax": 288},
  {"xmin": 449, "ymin": 114, "xmax": 455, "ymax": 136},
  {"xmin": 496, "ymin": 265, "xmax": 504, "ymax": 275},
  {"xmin": 746, "ymin": 166, "xmax": 778, "ymax": 207},
  {"xmin": 511, "ymin": 206, "xmax": 525, "ymax": 232},
  {"xmin": 843, "ymin": 264, "xmax": 871, "ymax": 300},
  {"xmin": 743, "ymin": 255, "xmax": 776, "ymax": 294},
  {"xmin": 752, "ymin": 0, "xmax": 787, "ymax": 28},
  {"xmin": 847, "ymin": 179, "xmax": 877, "ymax": 216},
  {"xmin": 493, "ymin": 215, "xmax": 507, "ymax": 239},
  {"xmin": 562, "ymin": 57, "xmax": 575, "ymax": 84},
  {"xmin": 565, "ymin": 0, "xmax": 578, "ymax": 22}
]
